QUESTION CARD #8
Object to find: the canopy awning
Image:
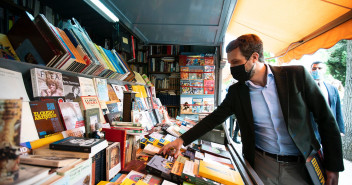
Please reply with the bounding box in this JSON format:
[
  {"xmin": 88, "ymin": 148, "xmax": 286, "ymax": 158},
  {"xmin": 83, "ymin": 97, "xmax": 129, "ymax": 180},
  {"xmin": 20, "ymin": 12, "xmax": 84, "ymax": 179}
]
[{"xmin": 226, "ymin": 0, "xmax": 352, "ymax": 63}]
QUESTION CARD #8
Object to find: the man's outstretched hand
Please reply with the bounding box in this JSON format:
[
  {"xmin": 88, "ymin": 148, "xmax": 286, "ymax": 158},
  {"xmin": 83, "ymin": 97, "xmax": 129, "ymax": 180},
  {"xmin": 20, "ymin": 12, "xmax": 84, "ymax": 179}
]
[{"xmin": 159, "ymin": 138, "xmax": 184, "ymax": 158}]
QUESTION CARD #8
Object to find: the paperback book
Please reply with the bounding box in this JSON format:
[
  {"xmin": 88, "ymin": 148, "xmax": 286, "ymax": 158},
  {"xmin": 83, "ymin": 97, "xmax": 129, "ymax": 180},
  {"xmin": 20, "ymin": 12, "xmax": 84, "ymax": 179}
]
[
  {"xmin": 62, "ymin": 75, "xmax": 81, "ymax": 102},
  {"xmin": 19, "ymin": 155, "xmax": 80, "ymax": 167},
  {"xmin": 30, "ymin": 68, "xmax": 64, "ymax": 97},
  {"xmin": 78, "ymin": 77, "xmax": 96, "ymax": 96},
  {"xmin": 58, "ymin": 102, "xmax": 85, "ymax": 130},
  {"xmin": 49, "ymin": 137, "xmax": 108, "ymax": 153}
]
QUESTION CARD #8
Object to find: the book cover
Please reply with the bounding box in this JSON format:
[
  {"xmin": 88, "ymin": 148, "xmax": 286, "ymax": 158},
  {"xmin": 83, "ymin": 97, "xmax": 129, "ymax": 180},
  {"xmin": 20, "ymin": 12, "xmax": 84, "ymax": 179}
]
[
  {"xmin": 30, "ymin": 68, "xmax": 64, "ymax": 97},
  {"xmin": 107, "ymin": 85, "xmax": 120, "ymax": 102},
  {"xmin": 76, "ymin": 96, "xmax": 105, "ymax": 124},
  {"xmin": 20, "ymin": 102, "xmax": 39, "ymax": 143},
  {"xmin": 200, "ymin": 144, "xmax": 231, "ymax": 159},
  {"xmin": 57, "ymin": 158, "xmax": 92, "ymax": 185},
  {"xmin": 94, "ymin": 78, "xmax": 109, "ymax": 102},
  {"xmin": 204, "ymin": 57, "xmax": 214, "ymax": 65},
  {"xmin": 203, "ymin": 98, "xmax": 214, "ymax": 113},
  {"xmin": 12, "ymin": 164, "xmax": 50, "ymax": 185},
  {"xmin": 198, "ymin": 160, "xmax": 243, "ymax": 185},
  {"xmin": 19, "ymin": 155, "xmax": 80, "ymax": 167},
  {"xmin": 146, "ymin": 155, "xmax": 173, "ymax": 175},
  {"xmin": 61, "ymin": 126, "xmax": 85, "ymax": 138},
  {"xmin": 143, "ymin": 144, "xmax": 161, "ymax": 155},
  {"xmin": 204, "ymin": 66, "xmax": 215, "ymax": 72},
  {"xmin": 106, "ymin": 112, "xmax": 123, "ymax": 123},
  {"xmin": 142, "ymin": 174, "xmax": 163, "ymax": 185},
  {"xmin": 106, "ymin": 142, "xmax": 121, "ymax": 180},
  {"xmin": 0, "ymin": 67, "xmax": 29, "ymax": 101},
  {"xmin": 62, "ymin": 75, "xmax": 81, "ymax": 102},
  {"xmin": 204, "ymin": 87, "xmax": 214, "ymax": 95},
  {"xmin": 306, "ymin": 150, "xmax": 326, "ymax": 185},
  {"xmin": 78, "ymin": 77, "xmax": 96, "ymax": 96},
  {"xmin": 102, "ymin": 128, "xmax": 127, "ymax": 169},
  {"xmin": 125, "ymin": 170, "xmax": 146, "ymax": 183},
  {"xmin": 33, "ymin": 144, "xmax": 94, "ymax": 159},
  {"xmin": 58, "ymin": 102, "xmax": 84, "ymax": 130},
  {"xmin": 204, "ymin": 73, "xmax": 215, "ymax": 80},
  {"xmin": 180, "ymin": 67, "xmax": 189, "ymax": 79},
  {"xmin": 180, "ymin": 97, "xmax": 192, "ymax": 114},
  {"xmin": 204, "ymin": 80, "xmax": 214, "ymax": 87},
  {"xmin": 84, "ymin": 108, "xmax": 100, "ymax": 136},
  {"xmin": 0, "ymin": 99, "xmax": 22, "ymax": 183},
  {"xmin": 29, "ymin": 100, "xmax": 65, "ymax": 138},
  {"xmin": 0, "ymin": 33, "xmax": 20, "ymax": 61},
  {"xmin": 111, "ymin": 84, "xmax": 125, "ymax": 102},
  {"xmin": 49, "ymin": 137, "xmax": 108, "ymax": 153},
  {"xmin": 192, "ymin": 98, "xmax": 203, "ymax": 113}
]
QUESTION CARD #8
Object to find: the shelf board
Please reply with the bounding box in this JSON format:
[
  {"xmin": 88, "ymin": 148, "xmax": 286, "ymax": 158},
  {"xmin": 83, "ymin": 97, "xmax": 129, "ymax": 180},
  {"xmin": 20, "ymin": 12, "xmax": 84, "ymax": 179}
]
[
  {"xmin": 165, "ymin": 105, "xmax": 180, "ymax": 108},
  {"xmin": 148, "ymin": 54, "xmax": 177, "ymax": 58}
]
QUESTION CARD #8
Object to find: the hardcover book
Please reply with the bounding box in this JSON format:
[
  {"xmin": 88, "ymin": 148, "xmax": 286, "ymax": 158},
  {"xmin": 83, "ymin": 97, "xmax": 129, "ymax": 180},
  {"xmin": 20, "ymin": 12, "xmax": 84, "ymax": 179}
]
[
  {"xmin": 198, "ymin": 160, "xmax": 244, "ymax": 185},
  {"xmin": 106, "ymin": 142, "xmax": 121, "ymax": 180},
  {"xmin": 19, "ymin": 155, "xmax": 80, "ymax": 167},
  {"xmin": 58, "ymin": 102, "xmax": 85, "ymax": 130},
  {"xmin": 181, "ymin": 97, "xmax": 192, "ymax": 114},
  {"xmin": 29, "ymin": 100, "xmax": 65, "ymax": 138},
  {"xmin": 306, "ymin": 149, "xmax": 326, "ymax": 185},
  {"xmin": 49, "ymin": 137, "xmax": 108, "ymax": 153},
  {"xmin": 102, "ymin": 128, "xmax": 127, "ymax": 169},
  {"xmin": 30, "ymin": 68, "xmax": 64, "ymax": 97},
  {"xmin": 62, "ymin": 75, "xmax": 81, "ymax": 102}
]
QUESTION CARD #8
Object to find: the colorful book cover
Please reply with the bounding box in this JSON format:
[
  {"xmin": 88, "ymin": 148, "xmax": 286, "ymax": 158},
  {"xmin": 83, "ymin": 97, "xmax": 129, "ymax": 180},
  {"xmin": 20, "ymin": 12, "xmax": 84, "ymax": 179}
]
[
  {"xmin": 0, "ymin": 33, "xmax": 20, "ymax": 61},
  {"xmin": 204, "ymin": 66, "xmax": 215, "ymax": 72},
  {"xmin": 84, "ymin": 108, "xmax": 100, "ymax": 135},
  {"xmin": 93, "ymin": 78, "xmax": 109, "ymax": 102},
  {"xmin": 58, "ymin": 102, "xmax": 84, "ymax": 130},
  {"xmin": 191, "ymin": 87, "xmax": 204, "ymax": 95},
  {"xmin": 30, "ymin": 68, "xmax": 64, "ymax": 97},
  {"xmin": 125, "ymin": 170, "xmax": 146, "ymax": 182},
  {"xmin": 0, "ymin": 99, "xmax": 22, "ymax": 183},
  {"xmin": 190, "ymin": 80, "xmax": 203, "ymax": 87},
  {"xmin": 146, "ymin": 155, "xmax": 173, "ymax": 175},
  {"xmin": 306, "ymin": 150, "xmax": 326, "ymax": 185},
  {"xmin": 204, "ymin": 87, "xmax": 214, "ymax": 95},
  {"xmin": 204, "ymin": 80, "xmax": 214, "ymax": 87},
  {"xmin": 192, "ymin": 98, "xmax": 203, "ymax": 113},
  {"xmin": 76, "ymin": 96, "xmax": 105, "ymax": 124},
  {"xmin": 107, "ymin": 85, "xmax": 120, "ymax": 102},
  {"xmin": 78, "ymin": 77, "xmax": 96, "ymax": 96},
  {"xmin": 203, "ymin": 98, "xmax": 214, "ymax": 113},
  {"xmin": 204, "ymin": 57, "xmax": 214, "ymax": 65},
  {"xmin": 204, "ymin": 73, "xmax": 215, "ymax": 80},
  {"xmin": 29, "ymin": 100, "xmax": 65, "ymax": 138},
  {"xmin": 198, "ymin": 160, "xmax": 244, "ymax": 185},
  {"xmin": 180, "ymin": 67, "xmax": 189, "ymax": 79},
  {"xmin": 106, "ymin": 142, "xmax": 121, "ymax": 180},
  {"xmin": 57, "ymin": 158, "xmax": 92, "ymax": 185},
  {"xmin": 62, "ymin": 75, "xmax": 81, "ymax": 102},
  {"xmin": 106, "ymin": 112, "xmax": 123, "ymax": 123},
  {"xmin": 181, "ymin": 97, "xmax": 192, "ymax": 114},
  {"xmin": 111, "ymin": 84, "xmax": 125, "ymax": 102}
]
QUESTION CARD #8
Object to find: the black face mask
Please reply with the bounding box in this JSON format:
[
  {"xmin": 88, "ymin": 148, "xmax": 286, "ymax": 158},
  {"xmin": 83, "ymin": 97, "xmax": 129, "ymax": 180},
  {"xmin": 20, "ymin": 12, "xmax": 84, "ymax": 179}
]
[{"xmin": 230, "ymin": 60, "xmax": 255, "ymax": 83}]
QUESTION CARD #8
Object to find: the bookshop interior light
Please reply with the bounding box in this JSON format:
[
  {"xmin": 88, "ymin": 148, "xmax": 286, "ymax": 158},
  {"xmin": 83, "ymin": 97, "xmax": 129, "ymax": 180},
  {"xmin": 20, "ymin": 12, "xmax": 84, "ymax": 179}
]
[{"xmin": 84, "ymin": 0, "xmax": 119, "ymax": 23}]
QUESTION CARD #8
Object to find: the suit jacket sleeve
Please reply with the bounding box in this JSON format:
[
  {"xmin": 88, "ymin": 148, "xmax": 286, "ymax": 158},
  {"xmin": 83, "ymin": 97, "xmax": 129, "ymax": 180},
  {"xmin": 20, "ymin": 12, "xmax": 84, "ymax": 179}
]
[
  {"xmin": 180, "ymin": 86, "xmax": 235, "ymax": 146},
  {"xmin": 333, "ymin": 86, "xmax": 345, "ymax": 134},
  {"xmin": 303, "ymin": 68, "xmax": 344, "ymax": 171}
]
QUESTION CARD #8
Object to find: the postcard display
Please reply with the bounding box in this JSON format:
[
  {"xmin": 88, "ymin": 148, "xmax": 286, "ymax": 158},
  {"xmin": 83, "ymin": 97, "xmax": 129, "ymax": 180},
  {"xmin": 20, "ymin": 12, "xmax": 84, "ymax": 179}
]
[{"xmin": 179, "ymin": 55, "xmax": 215, "ymax": 120}]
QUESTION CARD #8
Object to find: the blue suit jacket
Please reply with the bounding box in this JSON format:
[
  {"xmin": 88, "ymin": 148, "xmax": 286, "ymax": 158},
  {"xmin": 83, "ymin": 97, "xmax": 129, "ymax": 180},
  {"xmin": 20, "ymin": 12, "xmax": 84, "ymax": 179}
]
[{"xmin": 311, "ymin": 81, "xmax": 345, "ymax": 142}]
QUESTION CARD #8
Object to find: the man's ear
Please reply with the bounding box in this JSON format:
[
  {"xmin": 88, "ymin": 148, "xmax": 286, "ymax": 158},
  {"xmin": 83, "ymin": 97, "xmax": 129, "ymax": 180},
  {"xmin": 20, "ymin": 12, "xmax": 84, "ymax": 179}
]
[{"xmin": 252, "ymin": 52, "xmax": 259, "ymax": 63}]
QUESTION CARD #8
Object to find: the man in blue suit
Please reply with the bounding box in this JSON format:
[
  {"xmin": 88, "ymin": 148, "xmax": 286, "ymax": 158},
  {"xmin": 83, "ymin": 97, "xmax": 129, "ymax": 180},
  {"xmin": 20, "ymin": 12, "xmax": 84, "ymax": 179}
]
[{"xmin": 310, "ymin": 61, "xmax": 345, "ymax": 142}]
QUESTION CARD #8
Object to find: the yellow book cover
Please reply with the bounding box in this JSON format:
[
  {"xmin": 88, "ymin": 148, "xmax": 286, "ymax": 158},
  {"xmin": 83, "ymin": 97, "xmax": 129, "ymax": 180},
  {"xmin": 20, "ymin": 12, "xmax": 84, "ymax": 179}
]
[
  {"xmin": 132, "ymin": 85, "xmax": 142, "ymax": 98},
  {"xmin": 0, "ymin": 33, "xmax": 20, "ymax": 61},
  {"xmin": 97, "ymin": 181, "xmax": 116, "ymax": 185},
  {"xmin": 198, "ymin": 160, "xmax": 244, "ymax": 185},
  {"xmin": 135, "ymin": 180, "xmax": 149, "ymax": 185},
  {"xmin": 171, "ymin": 161, "xmax": 184, "ymax": 176},
  {"xmin": 121, "ymin": 178, "xmax": 136, "ymax": 185},
  {"xmin": 30, "ymin": 133, "xmax": 64, "ymax": 149}
]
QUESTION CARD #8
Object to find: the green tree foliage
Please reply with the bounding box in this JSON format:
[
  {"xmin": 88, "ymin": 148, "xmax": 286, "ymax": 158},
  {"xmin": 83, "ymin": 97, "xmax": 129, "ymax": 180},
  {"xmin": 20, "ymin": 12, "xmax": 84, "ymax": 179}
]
[
  {"xmin": 326, "ymin": 40, "xmax": 347, "ymax": 86},
  {"xmin": 264, "ymin": 51, "xmax": 277, "ymax": 65}
]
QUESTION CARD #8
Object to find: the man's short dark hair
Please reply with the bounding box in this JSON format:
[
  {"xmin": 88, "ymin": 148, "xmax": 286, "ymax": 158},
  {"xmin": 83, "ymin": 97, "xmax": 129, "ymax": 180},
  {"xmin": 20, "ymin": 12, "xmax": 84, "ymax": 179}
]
[
  {"xmin": 311, "ymin": 61, "xmax": 323, "ymax": 68},
  {"xmin": 226, "ymin": 34, "xmax": 264, "ymax": 62}
]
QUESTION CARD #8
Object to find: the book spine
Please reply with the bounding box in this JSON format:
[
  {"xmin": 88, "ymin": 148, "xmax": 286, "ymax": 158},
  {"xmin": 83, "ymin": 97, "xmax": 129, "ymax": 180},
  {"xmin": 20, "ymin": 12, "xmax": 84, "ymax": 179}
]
[
  {"xmin": 30, "ymin": 68, "xmax": 39, "ymax": 97},
  {"xmin": 50, "ymin": 143, "xmax": 91, "ymax": 153}
]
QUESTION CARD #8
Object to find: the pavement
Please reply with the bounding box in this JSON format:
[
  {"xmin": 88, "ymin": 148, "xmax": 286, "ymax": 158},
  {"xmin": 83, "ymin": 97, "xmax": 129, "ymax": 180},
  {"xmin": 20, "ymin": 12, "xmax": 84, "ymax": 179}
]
[{"xmin": 231, "ymin": 139, "xmax": 352, "ymax": 184}]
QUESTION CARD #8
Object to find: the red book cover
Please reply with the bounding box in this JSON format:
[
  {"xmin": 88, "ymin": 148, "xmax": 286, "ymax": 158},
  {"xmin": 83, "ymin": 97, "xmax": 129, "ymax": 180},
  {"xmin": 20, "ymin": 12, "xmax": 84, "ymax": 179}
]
[
  {"xmin": 102, "ymin": 128, "xmax": 127, "ymax": 169},
  {"xmin": 131, "ymin": 35, "xmax": 136, "ymax": 59},
  {"xmin": 167, "ymin": 45, "xmax": 172, "ymax": 55}
]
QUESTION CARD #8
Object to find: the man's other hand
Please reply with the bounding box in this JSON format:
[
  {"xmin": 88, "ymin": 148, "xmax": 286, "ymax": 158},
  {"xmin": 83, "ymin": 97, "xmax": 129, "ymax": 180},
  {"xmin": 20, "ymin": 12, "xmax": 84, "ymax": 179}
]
[
  {"xmin": 158, "ymin": 138, "xmax": 184, "ymax": 158},
  {"xmin": 326, "ymin": 170, "xmax": 339, "ymax": 185}
]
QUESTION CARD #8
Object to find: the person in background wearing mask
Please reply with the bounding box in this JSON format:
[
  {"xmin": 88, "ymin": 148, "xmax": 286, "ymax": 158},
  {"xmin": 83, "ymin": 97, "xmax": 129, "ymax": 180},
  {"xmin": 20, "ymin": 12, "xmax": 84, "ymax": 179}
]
[
  {"xmin": 310, "ymin": 61, "xmax": 345, "ymax": 143},
  {"xmin": 160, "ymin": 34, "xmax": 344, "ymax": 185}
]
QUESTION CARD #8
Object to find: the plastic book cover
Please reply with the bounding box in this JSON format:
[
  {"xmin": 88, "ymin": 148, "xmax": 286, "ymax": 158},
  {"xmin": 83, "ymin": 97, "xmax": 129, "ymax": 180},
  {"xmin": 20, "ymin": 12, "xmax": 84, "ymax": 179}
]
[
  {"xmin": 180, "ymin": 67, "xmax": 189, "ymax": 79},
  {"xmin": 29, "ymin": 100, "xmax": 64, "ymax": 138},
  {"xmin": 58, "ymin": 102, "xmax": 84, "ymax": 130},
  {"xmin": 62, "ymin": 75, "xmax": 81, "ymax": 102},
  {"xmin": 180, "ymin": 97, "xmax": 192, "ymax": 114},
  {"xmin": 30, "ymin": 68, "xmax": 64, "ymax": 97},
  {"xmin": 0, "ymin": 33, "xmax": 20, "ymax": 61}
]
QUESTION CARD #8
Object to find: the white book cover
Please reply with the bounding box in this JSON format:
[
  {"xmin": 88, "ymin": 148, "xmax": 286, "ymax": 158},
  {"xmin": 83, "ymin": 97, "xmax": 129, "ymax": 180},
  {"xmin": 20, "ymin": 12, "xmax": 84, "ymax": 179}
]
[
  {"xmin": 111, "ymin": 84, "xmax": 124, "ymax": 101},
  {"xmin": 20, "ymin": 102, "xmax": 39, "ymax": 143},
  {"xmin": 78, "ymin": 77, "xmax": 96, "ymax": 96},
  {"xmin": 0, "ymin": 67, "xmax": 29, "ymax": 101},
  {"xmin": 30, "ymin": 68, "xmax": 64, "ymax": 97},
  {"xmin": 203, "ymin": 98, "xmax": 214, "ymax": 113},
  {"xmin": 180, "ymin": 97, "xmax": 192, "ymax": 114},
  {"xmin": 93, "ymin": 78, "xmax": 109, "ymax": 101},
  {"xmin": 58, "ymin": 102, "xmax": 85, "ymax": 130}
]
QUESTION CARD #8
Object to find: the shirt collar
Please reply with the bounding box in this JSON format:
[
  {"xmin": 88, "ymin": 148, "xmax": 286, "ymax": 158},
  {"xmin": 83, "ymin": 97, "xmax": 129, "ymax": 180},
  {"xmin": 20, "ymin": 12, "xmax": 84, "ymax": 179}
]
[{"xmin": 245, "ymin": 64, "xmax": 274, "ymax": 87}]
